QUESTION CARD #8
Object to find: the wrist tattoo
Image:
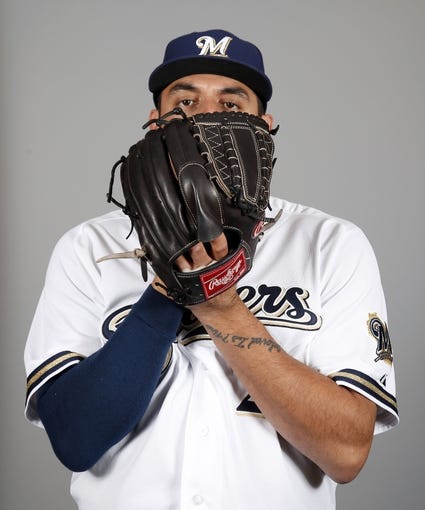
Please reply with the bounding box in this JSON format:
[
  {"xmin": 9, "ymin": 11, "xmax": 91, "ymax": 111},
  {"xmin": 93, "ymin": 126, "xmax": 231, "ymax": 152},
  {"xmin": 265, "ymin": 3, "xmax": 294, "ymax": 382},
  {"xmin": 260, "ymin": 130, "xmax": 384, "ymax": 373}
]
[{"xmin": 205, "ymin": 324, "xmax": 282, "ymax": 353}]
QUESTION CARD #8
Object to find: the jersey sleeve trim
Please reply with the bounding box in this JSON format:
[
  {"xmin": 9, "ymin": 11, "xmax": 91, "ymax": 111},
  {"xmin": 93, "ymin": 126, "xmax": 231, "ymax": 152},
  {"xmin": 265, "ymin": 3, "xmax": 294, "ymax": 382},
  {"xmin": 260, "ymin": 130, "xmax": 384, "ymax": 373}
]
[
  {"xmin": 330, "ymin": 368, "xmax": 398, "ymax": 422},
  {"xmin": 179, "ymin": 324, "xmax": 211, "ymax": 346},
  {"xmin": 26, "ymin": 350, "xmax": 85, "ymax": 406},
  {"xmin": 159, "ymin": 345, "xmax": 173, "ymax": 380}
]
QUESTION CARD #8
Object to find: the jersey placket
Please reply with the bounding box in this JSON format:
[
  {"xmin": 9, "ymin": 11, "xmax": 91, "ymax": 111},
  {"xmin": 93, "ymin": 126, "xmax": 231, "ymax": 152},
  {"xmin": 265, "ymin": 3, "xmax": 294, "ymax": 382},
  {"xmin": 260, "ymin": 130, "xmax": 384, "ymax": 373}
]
[{"xmin": 179, "ymin": 349, "xmax": 224, "ymax": 509}]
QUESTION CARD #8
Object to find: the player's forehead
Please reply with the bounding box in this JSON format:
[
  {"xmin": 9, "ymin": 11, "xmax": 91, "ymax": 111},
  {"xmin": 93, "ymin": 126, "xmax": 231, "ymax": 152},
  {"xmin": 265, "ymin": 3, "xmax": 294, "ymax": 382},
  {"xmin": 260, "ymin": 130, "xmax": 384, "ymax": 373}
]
[{"xmin": 161, "ymin": 74, "xmax": 256, "ymax": 99}]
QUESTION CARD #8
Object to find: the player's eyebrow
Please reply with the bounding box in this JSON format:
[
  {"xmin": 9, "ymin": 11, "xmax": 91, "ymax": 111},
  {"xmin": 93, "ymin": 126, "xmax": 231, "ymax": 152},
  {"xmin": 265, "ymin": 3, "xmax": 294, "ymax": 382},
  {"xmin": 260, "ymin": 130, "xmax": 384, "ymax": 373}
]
[
  {"xmin": 167, "ymin": 82, "xmax": 250, "ymax": 100},
  {"xmin": 167, "ymin": 82, "xmax": 199, "ymax": 95},
  {"xmin": 219, "ymin": 87, "xmax": 249, "ymax": 100}
]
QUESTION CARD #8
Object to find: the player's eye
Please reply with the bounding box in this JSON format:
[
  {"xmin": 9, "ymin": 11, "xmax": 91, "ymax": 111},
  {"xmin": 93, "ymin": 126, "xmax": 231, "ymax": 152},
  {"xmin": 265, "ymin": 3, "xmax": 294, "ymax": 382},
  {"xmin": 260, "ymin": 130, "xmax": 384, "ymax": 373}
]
[
  {"xmin": 223, "ymin": 101, "xmax": 239, "ymax": 111},
  {"xmin": 180, "ymin": 99, "xmax": 194, "ymax": 107}
]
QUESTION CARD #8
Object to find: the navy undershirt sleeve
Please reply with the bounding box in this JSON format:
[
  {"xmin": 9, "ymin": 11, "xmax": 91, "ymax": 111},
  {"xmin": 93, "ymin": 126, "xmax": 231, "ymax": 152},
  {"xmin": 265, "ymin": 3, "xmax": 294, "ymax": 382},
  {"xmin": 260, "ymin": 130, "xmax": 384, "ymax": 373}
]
[{"xmin": 37, "ymin": 286, "xmax": 184, "ymax": 472}]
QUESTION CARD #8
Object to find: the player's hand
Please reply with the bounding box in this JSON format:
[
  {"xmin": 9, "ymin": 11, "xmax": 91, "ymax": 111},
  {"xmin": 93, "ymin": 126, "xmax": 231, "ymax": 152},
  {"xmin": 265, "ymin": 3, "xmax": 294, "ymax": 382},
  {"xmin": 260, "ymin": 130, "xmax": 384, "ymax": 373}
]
[
  {"xmin": 175, "ymin": 233, "xmax": 241, "ymax": 312},
  {"xmin": 152, "ymin": 232, "xmax": 240, "ymax": 310},
  {"xmin": 174, "ymin": 232, "xmax": 228, "ymax": 272},
  {"xmin": 152, "ymin": 233, "xmax": 230, "ymax": 301}
]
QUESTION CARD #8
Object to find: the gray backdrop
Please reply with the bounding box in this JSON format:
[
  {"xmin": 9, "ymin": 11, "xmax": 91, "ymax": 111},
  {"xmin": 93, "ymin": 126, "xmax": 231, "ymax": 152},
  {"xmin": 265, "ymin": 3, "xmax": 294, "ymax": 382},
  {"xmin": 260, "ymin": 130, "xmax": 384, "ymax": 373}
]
[{"xmin": 1, "ymin": 1, "xmax": 424, "ymax": 509}]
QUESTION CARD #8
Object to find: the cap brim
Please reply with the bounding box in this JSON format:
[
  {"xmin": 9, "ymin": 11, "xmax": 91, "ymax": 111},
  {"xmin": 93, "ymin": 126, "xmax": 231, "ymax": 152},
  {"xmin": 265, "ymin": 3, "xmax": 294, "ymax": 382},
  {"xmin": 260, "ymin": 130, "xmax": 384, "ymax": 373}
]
[{"xmin": 149, "ymin": 57, "xmax": 272, "ymax": 107}]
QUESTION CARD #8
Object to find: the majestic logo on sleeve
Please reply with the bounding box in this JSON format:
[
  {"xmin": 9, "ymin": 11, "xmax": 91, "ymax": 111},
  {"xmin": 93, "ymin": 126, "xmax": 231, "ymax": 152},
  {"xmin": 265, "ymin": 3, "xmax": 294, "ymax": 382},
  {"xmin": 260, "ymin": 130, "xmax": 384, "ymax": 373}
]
[
  {"xmin": 367, "ymin": 313, "xmax": 393, "ymax": 364},
  {"xmin": 196, "ymin": 35, "xmax": 232, "ymax": 57}
]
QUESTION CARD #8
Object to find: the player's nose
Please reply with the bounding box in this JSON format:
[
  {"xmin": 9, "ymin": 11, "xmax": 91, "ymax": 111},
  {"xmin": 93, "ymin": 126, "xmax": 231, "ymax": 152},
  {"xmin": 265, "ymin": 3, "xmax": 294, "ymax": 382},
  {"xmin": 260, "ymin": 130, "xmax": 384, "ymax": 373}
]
[{"xmin": 198, "ymin": 98, "xmax": 219, "ymax": 114}]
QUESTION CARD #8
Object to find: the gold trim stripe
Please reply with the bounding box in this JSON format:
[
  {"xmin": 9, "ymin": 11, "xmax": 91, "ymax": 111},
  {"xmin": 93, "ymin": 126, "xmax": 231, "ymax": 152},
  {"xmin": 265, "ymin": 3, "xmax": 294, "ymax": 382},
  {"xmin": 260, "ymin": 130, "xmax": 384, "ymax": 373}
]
[
  {"xmin": 26, "ymin": 352, "xmax": 84, "ymax": 391},
  {"xmin": 180, "ymin": 334, "xmax": 211, "ymax": 346},
  {"xmin": 161, "ymin": 346, "xmax": 173, "ymax": 373},
  {"xmin": 331, "ymin": 370, "xmax": 397, "ymax": 410}
]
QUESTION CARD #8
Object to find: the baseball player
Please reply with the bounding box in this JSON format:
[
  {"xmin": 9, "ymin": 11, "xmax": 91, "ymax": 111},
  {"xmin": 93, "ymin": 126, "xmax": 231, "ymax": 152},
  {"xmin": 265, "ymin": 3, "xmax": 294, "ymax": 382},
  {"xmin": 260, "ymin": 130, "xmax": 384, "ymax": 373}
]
[{"xmin": 24, "ymin": 29, "xmax": 398, "ymax": 510}]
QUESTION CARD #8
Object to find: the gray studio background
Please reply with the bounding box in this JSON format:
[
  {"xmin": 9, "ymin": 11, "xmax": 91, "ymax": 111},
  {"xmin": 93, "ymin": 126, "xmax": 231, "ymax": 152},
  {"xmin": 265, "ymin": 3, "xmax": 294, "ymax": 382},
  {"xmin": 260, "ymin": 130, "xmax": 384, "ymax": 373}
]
[{"xmin": 1, "ymin": 1, "xmax": 424, "ymax": 509}]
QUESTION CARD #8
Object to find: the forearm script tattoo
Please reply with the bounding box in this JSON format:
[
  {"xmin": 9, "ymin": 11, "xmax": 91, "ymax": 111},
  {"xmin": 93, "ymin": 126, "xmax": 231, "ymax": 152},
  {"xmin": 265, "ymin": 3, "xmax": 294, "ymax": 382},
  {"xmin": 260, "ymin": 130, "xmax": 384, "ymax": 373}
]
[{"xmin": 205, "ymin": 324, "xmax": 282, "ymax": 353}]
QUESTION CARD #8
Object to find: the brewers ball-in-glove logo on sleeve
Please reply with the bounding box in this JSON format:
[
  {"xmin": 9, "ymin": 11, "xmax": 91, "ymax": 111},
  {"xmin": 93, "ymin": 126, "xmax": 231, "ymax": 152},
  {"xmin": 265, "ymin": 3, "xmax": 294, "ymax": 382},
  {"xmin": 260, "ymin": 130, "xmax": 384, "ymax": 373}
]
[
  {"xmin": 367, "ymin": 313, "xmax": 393, "ymax": 364},
  {"xmin": 102, "ymin": 110, "xmax": 278, "ymax": 305}
]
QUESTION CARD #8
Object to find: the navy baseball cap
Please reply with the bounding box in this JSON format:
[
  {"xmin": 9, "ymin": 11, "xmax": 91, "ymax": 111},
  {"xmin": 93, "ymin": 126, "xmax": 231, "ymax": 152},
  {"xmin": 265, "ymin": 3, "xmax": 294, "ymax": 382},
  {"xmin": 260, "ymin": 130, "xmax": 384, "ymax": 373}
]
[{"xmin": 149, "ymin": 29, "xmax": 272, "ymax": 109}]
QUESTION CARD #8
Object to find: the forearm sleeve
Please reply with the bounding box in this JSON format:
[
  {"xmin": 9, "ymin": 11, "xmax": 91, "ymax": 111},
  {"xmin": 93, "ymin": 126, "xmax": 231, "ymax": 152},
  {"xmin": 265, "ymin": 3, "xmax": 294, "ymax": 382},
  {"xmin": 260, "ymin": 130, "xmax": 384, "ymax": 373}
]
[{"xmin": 37, "ymin": 286, "xmax": 183, "ymax": 472}]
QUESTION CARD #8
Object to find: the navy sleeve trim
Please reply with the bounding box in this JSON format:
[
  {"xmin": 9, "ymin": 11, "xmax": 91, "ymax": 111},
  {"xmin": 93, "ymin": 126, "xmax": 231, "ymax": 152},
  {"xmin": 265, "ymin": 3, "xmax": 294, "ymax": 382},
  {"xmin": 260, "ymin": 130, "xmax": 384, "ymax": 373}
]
[
  {"xmin": 330, "ymin": 368, "xmax": 398, "ymax": 416},
  {"xmin": 26, "ymin": 351, "xmax": 85, "ymax": 404}
]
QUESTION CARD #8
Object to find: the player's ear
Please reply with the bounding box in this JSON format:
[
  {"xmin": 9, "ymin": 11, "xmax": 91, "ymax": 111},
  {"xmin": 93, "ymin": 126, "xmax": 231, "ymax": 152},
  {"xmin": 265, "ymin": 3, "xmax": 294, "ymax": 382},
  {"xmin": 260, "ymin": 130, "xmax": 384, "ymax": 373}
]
[
  {"xmin": 261, "ymin": 113, "xmax": 274, "ymax": 131},
  {"xmin": 148, "ymin": 109, "xmax": 160, "ymax": 130}
]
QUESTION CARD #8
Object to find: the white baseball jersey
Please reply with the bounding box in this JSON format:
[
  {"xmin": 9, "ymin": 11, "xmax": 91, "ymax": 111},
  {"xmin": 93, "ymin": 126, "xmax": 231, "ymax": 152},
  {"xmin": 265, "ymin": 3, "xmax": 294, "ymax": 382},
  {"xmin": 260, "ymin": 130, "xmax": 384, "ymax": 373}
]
[{"xmin": 25, "ymin": 196, "xmax": 398, "ymax": 510}]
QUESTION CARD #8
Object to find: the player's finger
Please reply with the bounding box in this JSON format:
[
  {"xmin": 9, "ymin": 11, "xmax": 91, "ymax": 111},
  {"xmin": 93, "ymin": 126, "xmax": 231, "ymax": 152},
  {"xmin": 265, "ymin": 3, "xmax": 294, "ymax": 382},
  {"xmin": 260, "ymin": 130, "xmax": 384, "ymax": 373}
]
[
  {"xmin": 174, "ymin": 254, "xmax": 192, "ymax": 272},
  {"xmin": 208, "ymin": 233, "xmax": 228, "ymax": 261},
  {"xmin": 175, "ymin": 236, "xmax": 227, "ymax": 272},
  {"xmin": 188, "ymin": 242, "xmax": 213, "ymax": 268},
  {"xmin": 174, "ymin": 242, "xmax": 213, "ymax": 272}
]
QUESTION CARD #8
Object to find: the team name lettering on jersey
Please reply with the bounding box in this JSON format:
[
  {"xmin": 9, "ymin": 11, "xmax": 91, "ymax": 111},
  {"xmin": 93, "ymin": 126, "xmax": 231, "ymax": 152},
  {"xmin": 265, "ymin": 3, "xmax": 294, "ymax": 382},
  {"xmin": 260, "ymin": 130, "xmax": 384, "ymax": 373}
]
[
  {"xmin": 102, "ymin": 284, "xmax": 322, "ymax": 340},
  {"xmin": 238, "ymin": 284, "xmax": 322, "ymax": 330},
  {"xmin": 102, "ymin": 305, "xmax": 132, "ymax": 339}
]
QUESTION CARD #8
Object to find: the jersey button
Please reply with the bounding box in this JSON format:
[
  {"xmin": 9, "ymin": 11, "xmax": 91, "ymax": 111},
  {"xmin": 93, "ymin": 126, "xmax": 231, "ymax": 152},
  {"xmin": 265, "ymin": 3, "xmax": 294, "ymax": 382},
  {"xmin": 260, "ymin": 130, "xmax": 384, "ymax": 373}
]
[
  {"xmin": 192, "ymin": 494, "xmax": 204, "ymax": 505},
  {"xmin": 200, "ymin": 425, "xmax": 209, "ymax": 437}
]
